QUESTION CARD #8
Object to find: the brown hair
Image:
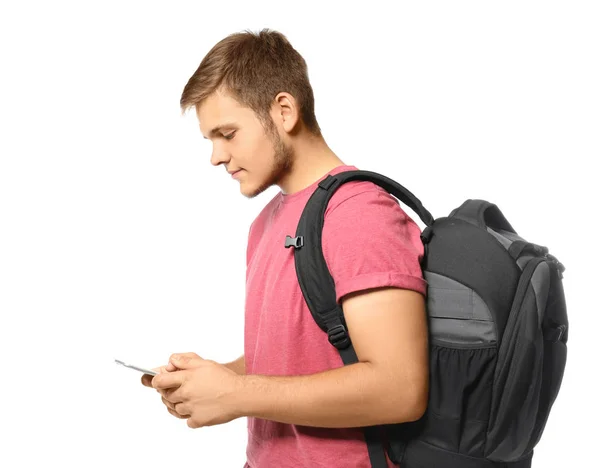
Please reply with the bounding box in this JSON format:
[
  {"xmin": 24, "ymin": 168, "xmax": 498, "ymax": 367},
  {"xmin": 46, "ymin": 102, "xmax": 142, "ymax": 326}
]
[{"xmin": 180, "ymin": 28, "xmax": 322, "ymax": 137}]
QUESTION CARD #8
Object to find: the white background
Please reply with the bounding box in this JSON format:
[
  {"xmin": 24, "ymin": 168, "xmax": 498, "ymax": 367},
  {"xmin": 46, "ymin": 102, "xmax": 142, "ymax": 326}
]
[{"xmin": 1, "ymin": 1, "xmax": 598, "ymax": 467}]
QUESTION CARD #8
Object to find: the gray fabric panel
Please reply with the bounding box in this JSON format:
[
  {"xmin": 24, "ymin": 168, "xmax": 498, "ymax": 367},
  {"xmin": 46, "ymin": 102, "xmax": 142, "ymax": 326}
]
[
  {"xmin": 530, "ymin": 262, "xmax": 550, "ymax": 327},
  {"xmin": 486, "ymin": 227, "xmax": 532, "ymax": 270},
  {"xmin": 486, "ymin": 227, "xmax": 526, "ymax": 249},
  {"xmin": 425, "ymin": 271, "xmax": 497, "ymax": 345}
]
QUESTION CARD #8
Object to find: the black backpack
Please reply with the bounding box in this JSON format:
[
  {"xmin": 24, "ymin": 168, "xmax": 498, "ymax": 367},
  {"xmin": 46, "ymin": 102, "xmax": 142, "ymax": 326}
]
[{"xmin": 284, "ymin": 169, "xmax": 568, "ymax": 468}]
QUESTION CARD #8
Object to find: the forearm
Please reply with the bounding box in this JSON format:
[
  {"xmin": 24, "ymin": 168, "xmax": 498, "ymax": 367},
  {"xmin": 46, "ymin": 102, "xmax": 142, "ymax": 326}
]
[
  {"xmin": 233, "ymin": 361, "xmax": 424, "ymax": 428},
  {"xmin": 223, "ymin": 354, "xmax": 245, "ymax": 375}
]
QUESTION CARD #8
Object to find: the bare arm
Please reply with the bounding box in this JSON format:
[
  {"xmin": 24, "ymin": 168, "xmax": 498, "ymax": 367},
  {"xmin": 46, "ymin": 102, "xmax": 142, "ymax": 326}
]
[
  {"xmin": 231, "ymin": 287, "xmax": 428, "ymax": 427},
  {"xmin": 223, "ymin": 354, "xmax": 245, "ymax": 375}
]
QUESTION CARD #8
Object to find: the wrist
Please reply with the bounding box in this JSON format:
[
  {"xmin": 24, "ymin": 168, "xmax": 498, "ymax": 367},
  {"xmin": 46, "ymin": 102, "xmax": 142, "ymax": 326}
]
[
  {"xmin": 229, "ymin": 374, "xmax": 252, "ymax": 419},
  {"xmin": 223, "ymin": 355, "xmax": 245, "ymax": 375}
]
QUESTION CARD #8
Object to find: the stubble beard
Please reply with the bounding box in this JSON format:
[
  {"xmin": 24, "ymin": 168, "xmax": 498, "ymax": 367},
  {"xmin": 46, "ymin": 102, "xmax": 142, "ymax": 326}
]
[{"xmin": 244, "ymin": 127, "xmax": 294, "ymax": 199}]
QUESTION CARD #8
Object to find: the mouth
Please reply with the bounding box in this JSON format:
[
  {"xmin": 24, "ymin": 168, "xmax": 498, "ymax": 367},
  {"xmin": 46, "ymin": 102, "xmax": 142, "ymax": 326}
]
[{"xmin": 230, "ymin": 169, "xmax": 243, "ymax": 179}]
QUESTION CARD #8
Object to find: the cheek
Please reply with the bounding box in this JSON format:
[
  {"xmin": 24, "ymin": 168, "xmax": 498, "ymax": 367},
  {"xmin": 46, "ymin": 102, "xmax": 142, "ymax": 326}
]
[{"xmin": 247, "ymin": 137, "xmax": 276, "ymax": 170}]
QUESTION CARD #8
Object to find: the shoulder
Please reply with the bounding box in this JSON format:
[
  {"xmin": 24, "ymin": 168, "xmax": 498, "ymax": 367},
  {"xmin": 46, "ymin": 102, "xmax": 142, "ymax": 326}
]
[
  {"xmin": 321, "ymin": 178, "xmax": 424, "ymax": 259},
  {"xmin": 320, "ymin": 180, "xmax": 427, "ymax": 300},
  {"xmin": 324, "ymin": 180, "xmax": 409, "ymax": 224}
]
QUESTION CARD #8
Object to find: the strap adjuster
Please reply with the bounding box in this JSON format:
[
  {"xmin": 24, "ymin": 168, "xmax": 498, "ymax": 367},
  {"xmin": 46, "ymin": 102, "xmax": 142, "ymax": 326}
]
[
  {"xmin": 328, "ymin": 324, "xmax": 351, "ymax": 349},
  {"xmin": 420, "ymin": 226, "xmax": 433, "ymax": 244},
  {"xmin": 318, "ymin": 175, "xmax": 336, "ymax": 191}
]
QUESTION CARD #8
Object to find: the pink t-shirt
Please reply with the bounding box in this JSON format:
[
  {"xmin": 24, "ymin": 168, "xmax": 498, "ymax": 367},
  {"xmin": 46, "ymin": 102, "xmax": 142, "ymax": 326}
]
[{"xmin": 243, "ymin": 165, "xmax": 427, "ymax": 468}]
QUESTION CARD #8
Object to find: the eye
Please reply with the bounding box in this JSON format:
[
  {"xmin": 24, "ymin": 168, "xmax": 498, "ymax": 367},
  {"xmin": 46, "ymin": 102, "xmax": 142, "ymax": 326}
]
[{"xmin": 223, "ymin": 132, "xmax": 236, "ymax": 141}]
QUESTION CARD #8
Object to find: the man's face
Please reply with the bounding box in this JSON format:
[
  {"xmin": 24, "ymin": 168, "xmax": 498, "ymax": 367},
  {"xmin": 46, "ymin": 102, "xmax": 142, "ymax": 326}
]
[{"xmin": 197, "ymin": 88, "xmax": 294, "ymax": 199}]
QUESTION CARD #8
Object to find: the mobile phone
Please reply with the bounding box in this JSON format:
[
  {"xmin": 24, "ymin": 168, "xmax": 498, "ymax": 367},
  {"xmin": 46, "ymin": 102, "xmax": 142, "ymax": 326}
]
[{"xmin": 115, "ymin": 358, "xmax": 157, "ymax": 376}]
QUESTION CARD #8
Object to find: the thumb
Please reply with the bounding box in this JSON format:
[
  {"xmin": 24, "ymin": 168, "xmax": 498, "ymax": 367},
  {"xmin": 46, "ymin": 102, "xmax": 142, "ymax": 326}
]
[{"xmin": 169, "ymin": 352, "xmax": 204, "ymax": 369}]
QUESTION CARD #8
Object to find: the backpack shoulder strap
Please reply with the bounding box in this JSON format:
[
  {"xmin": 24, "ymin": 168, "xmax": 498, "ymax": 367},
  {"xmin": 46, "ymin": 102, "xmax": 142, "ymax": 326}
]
[
  {"xmin": 285, "ymin": 169, "xmax": 432, "ymax": 468},
  {"xmin": 286, "ymin": 169, "xmax": 433, "ymax": 339}
]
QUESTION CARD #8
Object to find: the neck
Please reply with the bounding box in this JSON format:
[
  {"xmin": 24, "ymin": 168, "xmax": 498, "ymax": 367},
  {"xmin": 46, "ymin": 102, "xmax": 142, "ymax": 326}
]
[{"xmin": 277, "ymin": 136, "xmax": 346, "ymax": 195}]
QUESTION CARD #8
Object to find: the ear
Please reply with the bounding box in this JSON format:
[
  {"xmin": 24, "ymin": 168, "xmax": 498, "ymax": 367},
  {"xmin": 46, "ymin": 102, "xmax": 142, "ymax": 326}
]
[{"xmin": 271, "ymin": 92, "xmax": 300, "ymax": 134}]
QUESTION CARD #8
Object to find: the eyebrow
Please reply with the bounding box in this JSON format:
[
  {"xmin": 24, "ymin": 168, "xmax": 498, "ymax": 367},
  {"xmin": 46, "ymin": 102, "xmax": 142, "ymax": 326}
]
[{"xmin": 202, "ymin": 123, "xmax": 238, "ymax": 139}]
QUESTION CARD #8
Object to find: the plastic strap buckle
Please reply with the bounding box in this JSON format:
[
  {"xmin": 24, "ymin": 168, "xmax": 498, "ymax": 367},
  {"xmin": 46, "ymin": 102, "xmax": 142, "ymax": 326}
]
[
  {"xmin": 285, "ymin": 235, "xmax": 304, "ymax": 249},
  {"xmin": 328, "ymin": 324, "xmax": 351, "ymax": 349}
]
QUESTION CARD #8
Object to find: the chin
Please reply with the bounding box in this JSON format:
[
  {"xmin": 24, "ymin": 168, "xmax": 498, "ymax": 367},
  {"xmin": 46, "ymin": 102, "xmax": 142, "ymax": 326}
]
[
  {"xmin": 240, "ymin": 186, "xmax": 254, "ymax": 199},
  {"xmin": 240, "ymin": 178, "xmax": 270, "ymax": 199},
  {"xmin": 238, "ymin": 180, "xmax": 257, "ymax": 198}
]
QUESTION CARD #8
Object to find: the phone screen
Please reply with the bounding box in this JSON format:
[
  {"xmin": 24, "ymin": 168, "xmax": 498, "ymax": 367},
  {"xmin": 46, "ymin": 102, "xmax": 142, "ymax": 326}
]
[{"xmin": 115, "ymin": 359, "xmax": 157, "ymax": 376}]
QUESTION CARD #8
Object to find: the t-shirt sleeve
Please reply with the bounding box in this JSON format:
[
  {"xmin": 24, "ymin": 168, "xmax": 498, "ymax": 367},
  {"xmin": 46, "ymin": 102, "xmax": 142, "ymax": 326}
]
[{"xmin": 322, "ymin": 187, "xmax": 427, "ymax": 304}]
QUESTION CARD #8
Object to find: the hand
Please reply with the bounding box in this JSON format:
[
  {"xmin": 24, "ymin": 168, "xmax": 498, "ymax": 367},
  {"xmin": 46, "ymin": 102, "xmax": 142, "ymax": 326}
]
[
  {"xmin": 151, "ymin": 353, "xmax": 242, "ymax": 428},
  {"xmin": 141, "ymin": 353, "xmax": 204, "ymax": 420},
  {"xmin": 140, "ymin": 364, "xmax": 169, "ymax": 389}
]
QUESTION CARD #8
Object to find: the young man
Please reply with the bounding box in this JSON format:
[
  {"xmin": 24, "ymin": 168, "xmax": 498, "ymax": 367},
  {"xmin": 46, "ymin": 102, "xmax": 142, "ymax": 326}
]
[{"xmin": 141, "ymin": 28, "xmax": 429, "ymax": 468}]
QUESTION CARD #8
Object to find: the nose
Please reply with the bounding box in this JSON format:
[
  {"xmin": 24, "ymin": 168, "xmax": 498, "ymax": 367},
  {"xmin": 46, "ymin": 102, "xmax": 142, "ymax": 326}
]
[{"xmin": 210, "ymin": 143, "xmax": 231, "ymax": 167}]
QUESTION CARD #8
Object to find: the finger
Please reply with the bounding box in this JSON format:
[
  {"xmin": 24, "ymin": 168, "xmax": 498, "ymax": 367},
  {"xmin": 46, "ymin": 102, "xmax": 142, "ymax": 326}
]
[
  {"xmin": 162, "ymin": 394, "xmax": 190, "ymax": 418},
  {"xmin": 187, "ymin": 417, "xmax": 201, "ymax": 429},
  {"xmin": 167, "ymin": 406, "xmax": 189, "ymax": 419},
  {"xmin": 161, "ymin": 395, "xmax": 176, "ymax": 411},
  {"xmin": 169, "ymin": 352, "xmax": 204, "ymax": 369},
  {"xmin": 163, "ymin": 385, "xmax": 185, "ymax": 404},
  {"xmin": 161, "ymin": 387, "xmax": 184, "ymax": 406},
  {"xmin": 174, "ymin": 402, "xmax": 189, "ymax": 415},
  {"xmin": 141, "ymin": 366, "xmax": 167, "ymax": 387},
  {"xmin": 152, "ymin": 371, "xmax": 184, "ymax": 390},
  {"xmin": 141, "ymin": 373, "xmax": 155, "ymax": 388},
  {"xmin": 170, "ymin": 352, "xmax": 201, "ymax": 361}
]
